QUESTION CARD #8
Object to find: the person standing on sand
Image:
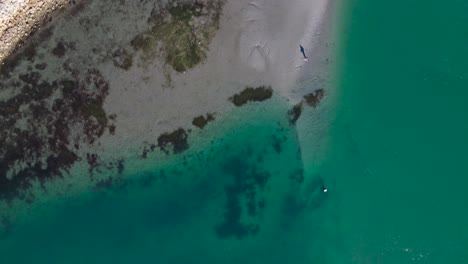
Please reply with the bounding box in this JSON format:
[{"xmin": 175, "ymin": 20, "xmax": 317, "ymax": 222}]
[{"xmin": 299, "ymin": 45, "xmax": 308, "ymax": 59}]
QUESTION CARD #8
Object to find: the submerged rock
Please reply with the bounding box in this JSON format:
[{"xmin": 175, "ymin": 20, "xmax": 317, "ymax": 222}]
[
  {"xmin": 288, "ymin": 102, "xmax": 303, "ymax": 125},
  {"xmin": 215, "ymin": 157, "xmax": 270, "ymax": 239},
  {"xmin": 303, "ymin": 89, "xmax": 325, "ymax": 108}
]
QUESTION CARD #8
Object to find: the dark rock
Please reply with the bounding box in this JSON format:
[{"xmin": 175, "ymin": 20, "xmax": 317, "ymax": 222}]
[
  {"xmin": 229, "ymin": 86, "xmax": 273, "ymax": 107},
  {"xmin": 192, "ymin": 113, "xmax": 215, "ymax": 129},
  {"xmin": 52, "ymin": 41, "xmax": 66, "ymax": 58}
]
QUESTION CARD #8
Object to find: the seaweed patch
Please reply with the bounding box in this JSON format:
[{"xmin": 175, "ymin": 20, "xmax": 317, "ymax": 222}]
[
  {"xmin": 131, "ymin": 0, "xmax": 223, "ymax": 72},
  {"xmin": 0, "ymin": 62, "xmax": 113, "ymax": 200},
  {"xmin": 215, "ymin": 157, "xmax": 270, "ymax": 239}
]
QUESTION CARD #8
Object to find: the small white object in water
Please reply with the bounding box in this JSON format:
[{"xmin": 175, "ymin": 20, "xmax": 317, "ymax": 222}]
[{"xmin": 323, "ymin": 188, "xmax": 328, "ymax": 193}]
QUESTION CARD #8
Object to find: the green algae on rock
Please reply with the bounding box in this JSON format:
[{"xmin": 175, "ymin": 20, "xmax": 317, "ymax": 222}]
[
  {"xmin": 229, "ymin": 86, "xmax": 273, "ymax": 107},
  {"xmin": 131, "ymin": 0, "xmax": 223, "ymax": 72}
]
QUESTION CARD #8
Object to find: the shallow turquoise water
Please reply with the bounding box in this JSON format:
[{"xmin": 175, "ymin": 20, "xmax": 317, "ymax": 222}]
[{"xmin": 0, "ymin": 100, "xmax": 330, "ymax": 263}]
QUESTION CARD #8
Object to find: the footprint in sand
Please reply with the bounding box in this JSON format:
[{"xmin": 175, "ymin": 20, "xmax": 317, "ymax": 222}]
[{"xmin": 236, "ymin": 1, "xmax": 271, "ymax": 72}]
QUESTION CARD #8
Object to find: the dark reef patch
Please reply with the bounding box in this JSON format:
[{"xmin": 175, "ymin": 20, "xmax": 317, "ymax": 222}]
[
  {"xmin": 215, "ymin": 157, "xmax": 270, "ymax": 239},
  {"xmin": 288, "ymin": 102, "xmax": 303, "ymax": 125},
  {"xmin": 304, "ymin": 89, "xmax": 325, "ymax": 108},
  {"xmin": 229, "ymin": 86, "xmax": 273, "ymax": 107},
  {"xmin": 141, "ymin": 143, "xmax": 157, "ymax": 159},
  {"xmin": 192, "ymin": 113, "xmax": 215, "ymax": 129},
  {"xmin": 0, "ymin": 63, "xmax": 113, "ymax": 199},
  {"xmin": 286, "ymin": 89, "xmax": 325, "ymax": 125},
  {"xmin": 157, "ymin": 128, "xmax": 189, "ymax": 154}
]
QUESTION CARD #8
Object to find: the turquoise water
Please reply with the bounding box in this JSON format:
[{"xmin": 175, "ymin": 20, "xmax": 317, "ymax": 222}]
[
  {"xmin": 0, "ymin": 100, "xmax": 330, "ymax": 263},
  {"xmin": 2, "ymin": 0, "xmax": 468, "ymax": 263},
  {"xmin": 321, "ymin": 0, "xmax": 468, "ymax": 262}
]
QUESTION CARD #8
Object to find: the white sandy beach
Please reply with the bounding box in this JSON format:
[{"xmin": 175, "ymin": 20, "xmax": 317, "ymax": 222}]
[{"xmin": 109, "ymin": 0, "xmax": 332, "ymax": 153}]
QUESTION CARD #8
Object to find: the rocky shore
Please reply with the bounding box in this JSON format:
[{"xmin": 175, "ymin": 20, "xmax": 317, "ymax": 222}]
[{"xmin": 0, "ymin": 0, "xmax": 76, "ymax": 64}]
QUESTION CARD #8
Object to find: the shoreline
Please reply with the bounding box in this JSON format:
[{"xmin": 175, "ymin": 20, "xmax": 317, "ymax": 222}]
[
  {"xmin": 0, "ymin": 0, "xmax": 75, "ymax": 65},
  {"xmin": 0, "ymin": 0, "xmax": 334, "ymax": 216}
]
